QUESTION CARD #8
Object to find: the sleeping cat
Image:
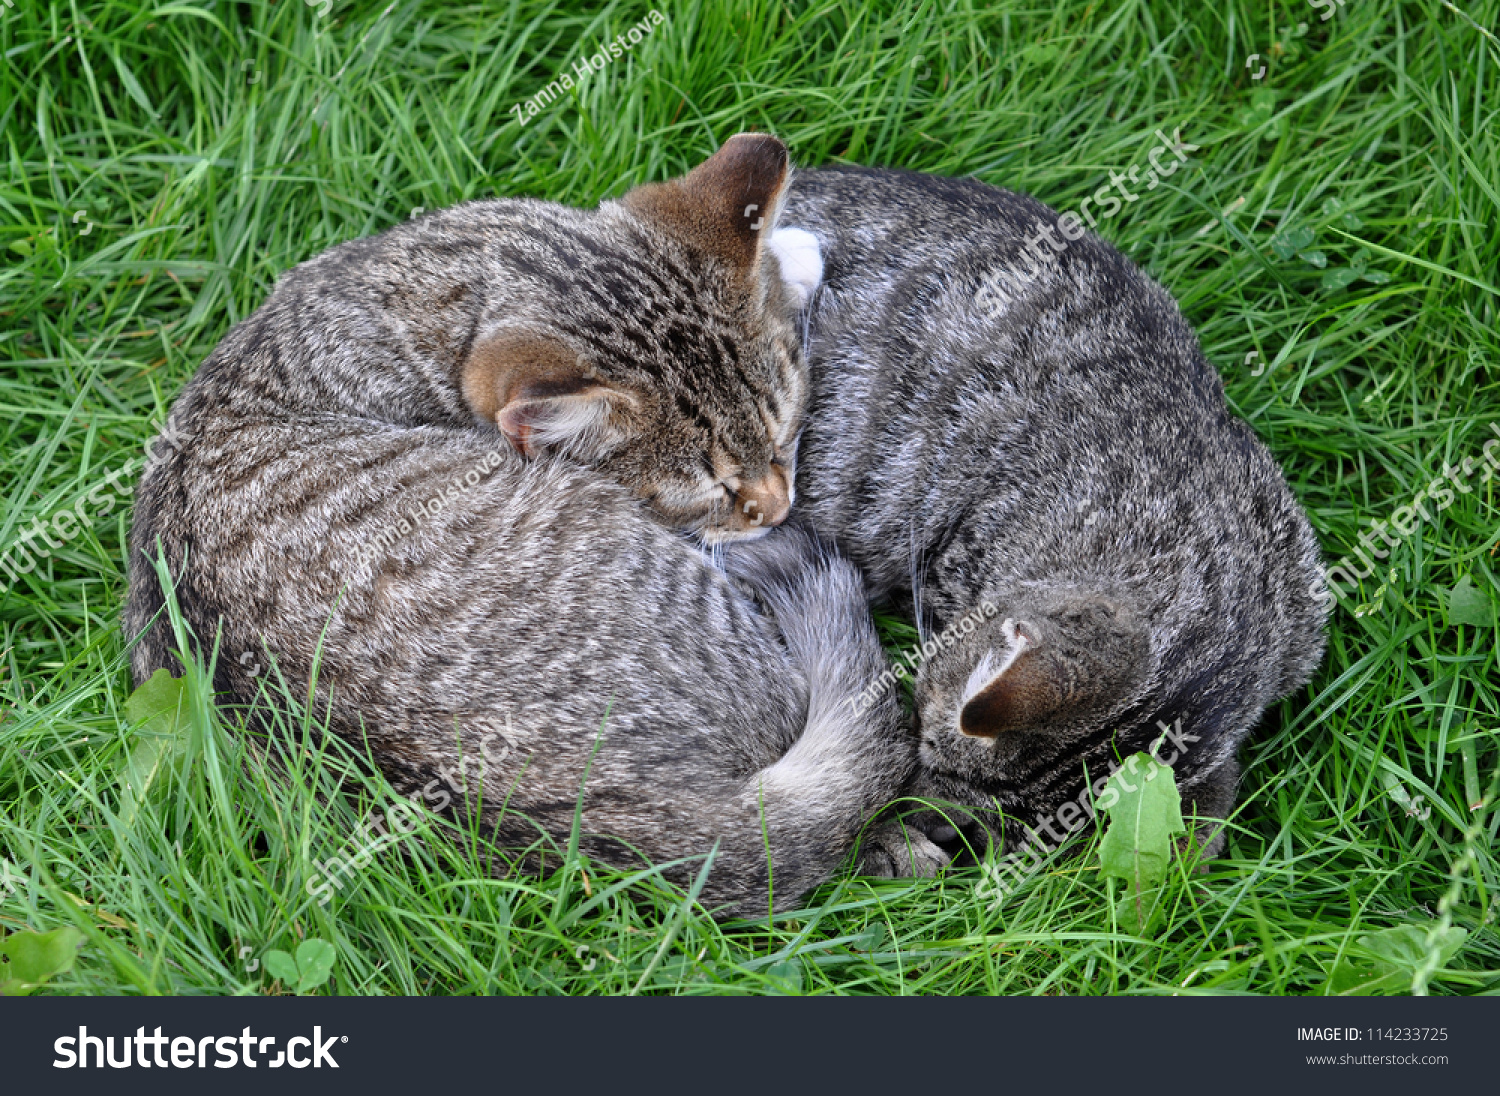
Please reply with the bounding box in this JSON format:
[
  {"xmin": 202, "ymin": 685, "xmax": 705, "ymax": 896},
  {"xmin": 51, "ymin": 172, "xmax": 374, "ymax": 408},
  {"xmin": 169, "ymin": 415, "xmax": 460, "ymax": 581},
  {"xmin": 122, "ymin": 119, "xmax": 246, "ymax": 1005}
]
[
  {"xmin": 780, "ymin": 166, "xmax": 1328, "ymax": 860},
  {"xmin": 123, "ymin": 136, "xmax": 918, "ymax": 917}
]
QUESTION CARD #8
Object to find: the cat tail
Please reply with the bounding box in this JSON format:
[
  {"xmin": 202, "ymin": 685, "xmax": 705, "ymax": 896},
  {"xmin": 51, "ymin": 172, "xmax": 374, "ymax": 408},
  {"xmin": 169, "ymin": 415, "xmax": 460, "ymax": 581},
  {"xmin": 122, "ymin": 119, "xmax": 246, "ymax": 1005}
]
[{"xmin": 712, "ymin": 526, "xmax": 918, "ymax": 916}]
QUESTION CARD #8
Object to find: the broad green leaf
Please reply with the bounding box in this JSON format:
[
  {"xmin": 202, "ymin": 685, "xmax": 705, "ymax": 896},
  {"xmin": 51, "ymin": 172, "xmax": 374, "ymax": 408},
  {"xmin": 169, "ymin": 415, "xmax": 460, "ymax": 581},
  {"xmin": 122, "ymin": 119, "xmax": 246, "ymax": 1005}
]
[
  {"xmin": 1365, "ymin": 925, "xmax": 1464, "ymax": 967},
  {"xmin": 1321, "ymin": 267, "xmax": 1360, "ymax": 290},
  {"xmin": 1284, "ymin": 226, "xmax": 1315, "ymax": 251},
  {"xmin": 1233, "ymin": 105, "xmax": 1265, "ymax": 129},
  {"xmin": 124, "ymin": 667, "xmax": 190, "ymax": 729},
  {"xmin": 1270, "ymin": 223, "xmax": 1314, "ymax": 259},
  {"xmin": 1447, "ymin": 576, "xmax": 1491, "ymax": 627},
  {"xmin": 1322, "ymin": 201, "xmax": 1364, "ymax": 231},
  {"xmin": 1327, "ymin": 925, "xmax": 1466, "ymax": 996},
  {"xmin": 262, "ymin": 949, "xmax": 299, "ymax": 986},
  {"xmin": 849, "ymin": 924, "xmax": 887, "ymax": 953},
  {"xmin": 118, "ymin": 670, "xmax": 192, "ymax": 827},
  {"xmin": 0, "ymin": 927, "xmax": 84, "ymax": 995},
  {"xmin": 764, "ymin": 959, "xmax": 803, "ymax": 994},
  {"xmin": 1098, "ymin": 752, "xmax": 1184, "ymax": 935},
  {"xmin": 1298, "ymin": 248, "xmax": 1328, "ymax": 268},
  {"xmin": 294, "ymin": 939, "xmax": 337, "ymax": 993},
  {"xmin": 1019, "ymin": 42, "xmax": 1061, "ymax": 65}
]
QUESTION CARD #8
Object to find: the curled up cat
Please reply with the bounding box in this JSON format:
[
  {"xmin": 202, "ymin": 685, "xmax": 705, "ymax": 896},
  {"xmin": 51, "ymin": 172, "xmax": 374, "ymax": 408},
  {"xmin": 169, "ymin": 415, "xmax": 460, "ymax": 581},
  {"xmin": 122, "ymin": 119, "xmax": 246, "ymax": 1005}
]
[
  {"xmin": 123, "ymin": 135, "xmax": 919, "ymax": 918},
  {"xmin": 781, "ymin": 166, "xmax": 1328, "ymax": 863}
]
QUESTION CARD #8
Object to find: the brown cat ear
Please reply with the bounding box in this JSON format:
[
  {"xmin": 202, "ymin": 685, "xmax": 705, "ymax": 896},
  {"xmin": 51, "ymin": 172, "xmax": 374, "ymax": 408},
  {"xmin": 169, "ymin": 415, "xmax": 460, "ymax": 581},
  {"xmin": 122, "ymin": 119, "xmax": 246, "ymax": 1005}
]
[
  {"xmin": 958, "ymin": 602, "xmax": 1149, "ymax": 738},
  {"xmin": 462, "ymin": 330, "xmax": 637, "ymax": 458},
  {"xmin": 620, "ymin": 132, "xmax": 790, "ymax": 270},
  {"xmin": 958, "ymin": 623, "xmax": 1066, "ymax": 738}
]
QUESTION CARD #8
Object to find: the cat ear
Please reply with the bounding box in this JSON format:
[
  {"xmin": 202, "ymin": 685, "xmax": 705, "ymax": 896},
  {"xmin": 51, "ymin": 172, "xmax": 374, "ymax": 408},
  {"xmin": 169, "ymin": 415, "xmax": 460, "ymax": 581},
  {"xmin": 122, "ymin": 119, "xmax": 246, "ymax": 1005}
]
[
  {"xmin": 958, "ymin": 603, "xmax": 1149, "ymax": 738},
  {"xmin": 462, "ymin": 330, "xmax": 637, "ymax": 459},
  {"xmin": 957, "ymin": 620, "xmax": 1066, "ymax": 738},
  {"xmin": 621, "ymin": 132, "xmax": 791, "ymax": 272}
]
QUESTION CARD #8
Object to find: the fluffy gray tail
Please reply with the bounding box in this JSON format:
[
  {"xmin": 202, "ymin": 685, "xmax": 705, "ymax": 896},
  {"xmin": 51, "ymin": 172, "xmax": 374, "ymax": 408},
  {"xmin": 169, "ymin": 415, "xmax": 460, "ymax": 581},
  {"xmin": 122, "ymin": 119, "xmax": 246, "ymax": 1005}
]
[{"xmin": 710, "ymin": 526, "xmax": 915, "ymax": 916}]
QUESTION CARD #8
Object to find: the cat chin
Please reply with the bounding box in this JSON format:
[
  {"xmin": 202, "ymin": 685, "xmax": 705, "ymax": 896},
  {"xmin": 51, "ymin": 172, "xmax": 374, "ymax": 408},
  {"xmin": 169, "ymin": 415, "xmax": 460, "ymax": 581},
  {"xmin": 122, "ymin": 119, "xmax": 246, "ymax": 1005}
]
[{"xmin": 698, "ymin": 523, "xmax": 778, "ymax": 547}]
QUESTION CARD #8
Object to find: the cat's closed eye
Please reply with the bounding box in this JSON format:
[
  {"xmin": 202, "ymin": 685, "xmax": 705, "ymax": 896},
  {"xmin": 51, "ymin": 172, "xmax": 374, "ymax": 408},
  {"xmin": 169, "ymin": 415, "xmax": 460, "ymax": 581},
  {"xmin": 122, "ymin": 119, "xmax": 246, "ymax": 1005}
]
[{"xmin": 456, "ymin": 134, "xmax": 818, "ymax": 545}]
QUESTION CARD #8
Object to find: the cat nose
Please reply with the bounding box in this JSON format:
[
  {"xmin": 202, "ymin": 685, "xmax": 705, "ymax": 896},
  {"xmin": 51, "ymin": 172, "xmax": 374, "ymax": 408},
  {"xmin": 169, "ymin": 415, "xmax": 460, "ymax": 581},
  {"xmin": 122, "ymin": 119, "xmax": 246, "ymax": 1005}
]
[{"xmin": 737, "ymin": 467, "xmax": 791, "ymax": 528}]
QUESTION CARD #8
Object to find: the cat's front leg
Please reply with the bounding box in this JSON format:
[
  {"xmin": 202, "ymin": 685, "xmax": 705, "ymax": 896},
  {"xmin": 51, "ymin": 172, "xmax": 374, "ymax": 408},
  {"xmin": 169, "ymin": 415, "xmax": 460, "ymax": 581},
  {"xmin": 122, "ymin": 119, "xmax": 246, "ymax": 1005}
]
[
  {"xmin": 855, "ymin": 820, "xmax": 951, "ymax": 879},
  {"xmin": 1175, "ymin": 758, "xmax": 1239, "ymax": 859}
]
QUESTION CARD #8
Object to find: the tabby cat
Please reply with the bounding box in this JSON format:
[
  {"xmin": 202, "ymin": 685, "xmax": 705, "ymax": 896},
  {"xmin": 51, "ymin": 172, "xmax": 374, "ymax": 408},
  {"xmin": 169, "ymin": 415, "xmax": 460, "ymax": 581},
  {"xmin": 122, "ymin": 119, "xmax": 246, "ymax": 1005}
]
[
  {"xmin": 780, "ymin": 166, "xmax": 1328, "ymax": 859},
  {"xmin": 124, "ymin": 136, "xmax": 916, "ymax": 917}
]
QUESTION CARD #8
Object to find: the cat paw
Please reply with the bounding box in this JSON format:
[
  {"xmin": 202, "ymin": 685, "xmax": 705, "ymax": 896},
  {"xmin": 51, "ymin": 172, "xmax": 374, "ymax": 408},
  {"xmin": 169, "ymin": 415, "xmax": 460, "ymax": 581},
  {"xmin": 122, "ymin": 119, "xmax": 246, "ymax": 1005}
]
[
  {"xmin": 856, "ymin": 823, "xmax": 951, "ymax": 879},
  {"xmin": 767, "ymin": 227, "xmax": 822, "ymax": 309}
]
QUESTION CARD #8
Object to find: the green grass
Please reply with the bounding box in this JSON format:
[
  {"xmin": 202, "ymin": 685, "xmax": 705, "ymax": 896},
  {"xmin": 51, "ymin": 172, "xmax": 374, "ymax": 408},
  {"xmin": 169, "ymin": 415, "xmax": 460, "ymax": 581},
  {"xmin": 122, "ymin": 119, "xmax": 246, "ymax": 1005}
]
[{"xmin": 2, "ymin": 0, "xmax": 1498, "ymax": 996}]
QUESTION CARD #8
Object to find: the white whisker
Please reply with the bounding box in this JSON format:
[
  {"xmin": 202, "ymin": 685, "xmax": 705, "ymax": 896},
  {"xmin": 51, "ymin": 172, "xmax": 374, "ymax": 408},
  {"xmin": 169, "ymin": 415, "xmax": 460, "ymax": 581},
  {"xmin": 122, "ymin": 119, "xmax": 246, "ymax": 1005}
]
[{"xmin": 909, "ymin": 519, "xmax": 930, "ymax": 645}]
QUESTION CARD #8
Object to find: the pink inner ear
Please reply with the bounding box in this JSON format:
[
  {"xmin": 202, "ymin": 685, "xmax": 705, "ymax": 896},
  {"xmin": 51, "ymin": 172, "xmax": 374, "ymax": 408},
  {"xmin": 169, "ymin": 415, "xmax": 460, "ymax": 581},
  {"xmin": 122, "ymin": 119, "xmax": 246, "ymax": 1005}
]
[
  {"xmin": 498, "ymin": 396, "xmax": 583, "ymax": 459},
  {"xmin": 498, "ymin": 401, "xmax": 539, "ymax": 456},
  {"xmin": 497, "ymin": 386, "xmax": 624, "ymax": 460},
  {"xmin": 495, "ymin": 367, "xmax": 598, "ymax": 458}
]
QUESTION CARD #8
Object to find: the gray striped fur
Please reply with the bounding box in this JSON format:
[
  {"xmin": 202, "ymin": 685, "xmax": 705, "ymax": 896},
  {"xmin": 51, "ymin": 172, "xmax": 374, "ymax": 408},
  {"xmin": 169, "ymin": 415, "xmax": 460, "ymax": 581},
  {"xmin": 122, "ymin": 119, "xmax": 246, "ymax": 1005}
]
[
  {"xmin": 123, "ymin": 140, "xmax": 917, "ymax": 917},
  {"xmin": 782, "ymin": 166, "xmax": 1328, "ymax": 855}
]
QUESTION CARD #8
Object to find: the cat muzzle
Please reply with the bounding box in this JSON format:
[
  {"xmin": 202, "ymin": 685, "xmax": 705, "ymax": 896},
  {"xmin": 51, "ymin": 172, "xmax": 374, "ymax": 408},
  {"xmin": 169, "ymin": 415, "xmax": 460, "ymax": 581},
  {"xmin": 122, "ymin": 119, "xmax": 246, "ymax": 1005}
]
[{"xmin": 735, "ymin": 468, "xmax": 792, "ymax": 529}]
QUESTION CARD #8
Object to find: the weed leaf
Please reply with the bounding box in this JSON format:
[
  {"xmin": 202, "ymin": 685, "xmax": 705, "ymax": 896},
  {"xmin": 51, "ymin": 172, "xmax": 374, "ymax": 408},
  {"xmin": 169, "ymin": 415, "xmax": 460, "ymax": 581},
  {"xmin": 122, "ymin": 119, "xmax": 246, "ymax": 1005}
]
[
  {"xmin": 1447, "ymin": 576, "xmax": 1491, "ymax": 628},
  {"xmin": 1098, "ymin": 753, "xmax": 1184, "ymax": 935},
  {"xmin": 294, "ymin": 938, "xmax": 337, "ymax": 993},
  {"xmin": 263, "ymin": 949, "xmax": 299, "ymax": 986},
  {"xmin": 260, "ymin": 939, "xmax": 336, "ymax": 994},
  {"xmin": 119, "ymin": 669, "xmax": 192, "ymax": 827},
  {"xmin": 0, "ymin": 926, "xmax": 84, "ymax": 995},
  {"xmin": 1327, "ymin": 925, "xmax": 1467, "ymax": 996}
]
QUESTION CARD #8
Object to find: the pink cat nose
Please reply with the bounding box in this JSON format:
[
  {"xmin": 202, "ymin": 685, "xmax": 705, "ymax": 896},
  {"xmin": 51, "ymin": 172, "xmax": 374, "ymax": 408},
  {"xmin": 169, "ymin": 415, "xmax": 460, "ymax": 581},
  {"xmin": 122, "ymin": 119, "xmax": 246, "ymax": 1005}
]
[{"xmin": 737, "ymin": 467, "xmax": 792, "ymax": 528}]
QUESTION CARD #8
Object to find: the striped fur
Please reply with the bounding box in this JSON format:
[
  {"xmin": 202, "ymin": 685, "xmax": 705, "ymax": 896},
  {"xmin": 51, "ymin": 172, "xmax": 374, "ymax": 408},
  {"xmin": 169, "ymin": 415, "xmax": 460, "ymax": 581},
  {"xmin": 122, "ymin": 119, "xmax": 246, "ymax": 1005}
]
[
  {"xmin": 122, "ymin": 139, "xmax": 919, "ymax": 917},
  {"xmin": 782, "ymin": 167, "xmax": 1328, "ymax": 855}
]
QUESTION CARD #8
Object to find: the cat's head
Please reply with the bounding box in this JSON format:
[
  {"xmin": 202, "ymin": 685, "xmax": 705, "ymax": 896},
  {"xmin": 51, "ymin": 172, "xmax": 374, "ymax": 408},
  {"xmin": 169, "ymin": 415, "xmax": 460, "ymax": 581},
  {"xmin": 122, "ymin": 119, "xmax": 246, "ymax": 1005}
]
[
  {"xmin": 913, "ymin": 584, "xmax": 1159, "ymax": 787},
  {"xmin": 462, "ymin": 133, "xmax": 822, "ymax": 544}
]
